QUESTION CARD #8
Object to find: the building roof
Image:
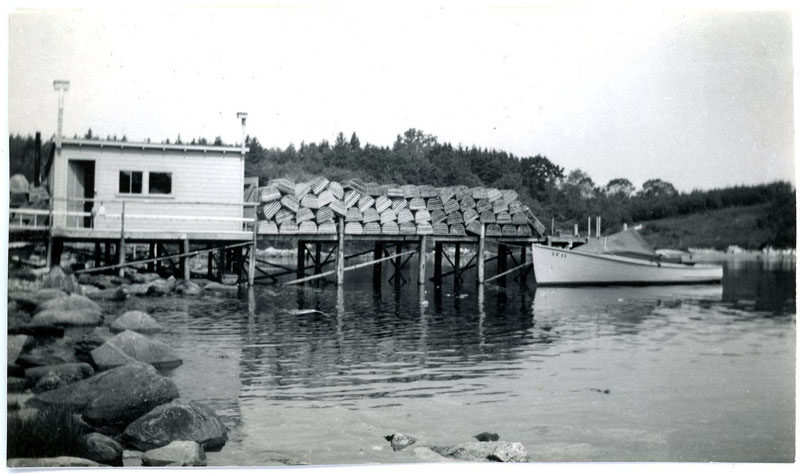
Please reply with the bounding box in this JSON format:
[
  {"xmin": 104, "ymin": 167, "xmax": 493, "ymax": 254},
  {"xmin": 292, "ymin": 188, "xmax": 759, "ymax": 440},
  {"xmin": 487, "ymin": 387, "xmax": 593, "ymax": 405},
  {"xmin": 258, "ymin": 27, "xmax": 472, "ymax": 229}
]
[{"xmin": 61, "ymin": 138, "xmax": 249, "ymax": 155}]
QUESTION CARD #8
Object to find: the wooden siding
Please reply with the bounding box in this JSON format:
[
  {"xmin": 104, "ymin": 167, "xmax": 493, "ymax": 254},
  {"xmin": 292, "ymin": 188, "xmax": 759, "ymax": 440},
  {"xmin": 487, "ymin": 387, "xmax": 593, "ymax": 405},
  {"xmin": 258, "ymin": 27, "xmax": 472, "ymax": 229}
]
[{"xmin": 55, "ymin": 143, "xmax": 245, "ymax": 233}]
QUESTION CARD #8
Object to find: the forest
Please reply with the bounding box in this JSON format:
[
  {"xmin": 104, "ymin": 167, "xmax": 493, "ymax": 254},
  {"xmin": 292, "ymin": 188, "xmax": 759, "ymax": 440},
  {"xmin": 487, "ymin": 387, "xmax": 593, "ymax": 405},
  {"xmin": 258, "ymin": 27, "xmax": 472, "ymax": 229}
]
[{"xmin": 8, "ymin": 130, "xmax": 795, "ymax": 248}]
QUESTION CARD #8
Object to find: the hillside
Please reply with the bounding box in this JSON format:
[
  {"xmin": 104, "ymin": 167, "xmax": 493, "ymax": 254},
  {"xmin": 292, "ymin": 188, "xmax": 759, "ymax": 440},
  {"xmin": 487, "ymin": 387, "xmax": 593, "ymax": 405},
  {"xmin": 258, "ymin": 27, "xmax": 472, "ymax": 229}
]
[{"xmin": 638, "ymin": 203, "xmax": 780, "ymax": 250}]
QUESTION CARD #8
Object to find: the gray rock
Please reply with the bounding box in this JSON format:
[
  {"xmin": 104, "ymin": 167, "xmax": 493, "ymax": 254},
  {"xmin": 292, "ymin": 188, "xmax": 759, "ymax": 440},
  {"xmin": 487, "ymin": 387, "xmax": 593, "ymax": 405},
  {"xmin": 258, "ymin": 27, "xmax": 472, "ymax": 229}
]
[
  {"xmin": 8, "ymin": 288, "xmax": 67, "ymax": 312},
  {"xmin": 204, "ymin": 282, "xmax": 239, "ymax": 292},
  {"xmin": 489, "ymin": 441, "xmax": 529, "ymax": 462},
  {"xmin": 122, "ymin": 450, "xmax": 143, "ymax": 467},
  {"xmin": 176, "ymin": 280, "xmax": 202, "ymax": 296},
  {"xmin": 25, "ymin": 362, "xmax": 95, "ymax": 381},
  {"xmin": 80, "ymin": 432, "xmax": 123, "ymax": 465},
  {"xmin": 25, "ymin": 363, "xmax": 95, "ymax": 392},
  {"xmin": 146, "ymin": 280, "xmax": 172, "ymax": 296},
  {"xmin": 110, "ymin": 311, "xmax": 162, "ymax": 333},
  {"xmin": 27, "ymin": 363, "xmax": 179, "ymax": 429},
  {"xmin": 139, "ymin": 273, "xmax": 162, "ymax": 283},
  {"xmin": 81, "ymin": 284, "xmax": 100, "ymax": 295},
  {"xmin": 430, "ymin": 441, "xmax": 529, "ymax": 462},
  {"xmin": 166, "ymin": 275, "xmax": 177, "ymax": 287},
  {"xmin": 123, "ymin": 399, "xmax": 228, "ymax": 451},
  {"xmin": 474, "ymin": 432, "xmax": 500, "ymax": 442},
  {"xmin": 8, "ymin": 376, "xmax": 29, "ymax": 392},
  {"xmin": 142, "ymin": 440, "xmax": 206, "ymax": 467},
  {"xmin": 7, "ymin": 456, "xmax": 105, "ymax": 467},
  {"xmin": 413, "ymin": 447, "xmax": 453, "ymax": 462},
  {"xmin": 36, "ymin": 294, "xmax": 102, "ymax": 315},
  {"xmin": 125, "ymin": 283, "xmax": 151, "ymax": 296},
  {"xmin": 87, "ymin": 287, "xmax": 127, "ymax": 301},
  {"xmin": 91, "ymin": 274, "xmax": 123, "ymax": 289},
  {"xmin": 16, "ymin": 342, "xmax": 76, "ymax": 367},
  {"xmin": 8, "ymin": 335, "xmax": 32, "ymax": 365},
  {"xmin": 75, "ymin": 327, "xmax": 114, "ymax": 364},
  {"xmin": 384, "ymin": 432, "xmax": 417, "ymax": 451},
  {"xmin": 90, "ymin": 341, "xmax": 141, "ymax": 371},
  {"xmin": 93, "ymin": 330, "xmax": 182, "ymax": 370},
  {"xmin": 41, "ymin": 266, "xmax": 82, "ymax": 294},
  {"xmin": 220, "ymin": 273, "xmax": 239, "ymax": 285},
  {"xmin": 30, "ymin": 309, "xmax": 102, "ymax": 327}
]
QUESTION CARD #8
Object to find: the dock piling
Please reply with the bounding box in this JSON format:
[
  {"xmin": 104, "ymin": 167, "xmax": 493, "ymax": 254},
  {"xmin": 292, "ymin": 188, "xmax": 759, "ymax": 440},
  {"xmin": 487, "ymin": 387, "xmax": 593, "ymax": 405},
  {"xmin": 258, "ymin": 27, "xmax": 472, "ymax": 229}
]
[
  {"xmin": 433, "ymin": 242, "xmax": 443, "ymax": 287},
  {"xmin": 418, "ymin": 236, "xmax": 427, "ymax": 285},
  {"xmin": 335, "ymin": 218, "xmax": 345, "ymax": 285},
  {"xmin": 477, "ymin": 224, "xmax": 485, "ymax": 284}
]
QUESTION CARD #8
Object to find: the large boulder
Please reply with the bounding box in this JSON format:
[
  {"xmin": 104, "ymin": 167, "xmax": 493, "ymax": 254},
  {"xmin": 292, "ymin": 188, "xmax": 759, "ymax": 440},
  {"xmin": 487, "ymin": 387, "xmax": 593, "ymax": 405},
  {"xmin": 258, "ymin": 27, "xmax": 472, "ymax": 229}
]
[
  {"xmin": 123, "ymin": 399, "xmax": 228, "ymax": 451},
  {"xmin": 16, "ymin": 342, "xmax": 76, "ymax": 367},
  {"xmin": 36, "ymin": 294, "xmax": 102, "ymax": 315},
  {"xmin": 25, "ymin": 363, "xmax": 95, "ymax": 392},
  {"xmin": 7, "ymin": 457, "xmax": 105, "ymax": 467},
  {"xmin": 27, "ymin": 363, "xmax": 179, "ymax": 429},
  {"xmin": 90, "ymin": 341, "xmax": 140, "ymax": 370},
  {"xmin": 30, "ymin": 309, "xmax": 102, "ymax": 327},
  {"xmin": 110, "ymin": 311, "xmax": 162, "ymax": 333},
  {"xmin": 79, "ymin": 432, "xmax": 123, "ymax": 465},
  {"xmin": 8, "ymin": 335, "xmax": 32, "ymax": 365},
  {"xmin": 8, "ymin": 288, "xmax": 67, "ymax": 312},
  {"xmin": 75, "ymin": 327, "xmax": 115, "ymax": 364},
  {"xmin": 92, "ymin": 330, "xmax": 181, "ymax": 370},
  {"xmin": 40, "ymin": 266, "xmax": 82, "ymax": 294},
  {"xmin": 141, "ymin": 441, "xmax": 206, "ymax": 467},
  {"xmin": 430, "ymin": 441, "xmax": 529, "ymax": 462}
]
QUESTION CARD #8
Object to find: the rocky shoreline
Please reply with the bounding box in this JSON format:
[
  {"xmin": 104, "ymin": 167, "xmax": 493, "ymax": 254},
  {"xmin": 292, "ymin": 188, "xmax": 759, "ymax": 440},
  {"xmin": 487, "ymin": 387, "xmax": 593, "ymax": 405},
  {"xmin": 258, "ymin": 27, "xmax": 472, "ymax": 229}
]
[
  {"xmin": 7, "ymin": 266, "xmax": 236, "ymax": 467},
  {"xmin": 8, "ymin": 266, "xmax": 531, "ymax": 466}
]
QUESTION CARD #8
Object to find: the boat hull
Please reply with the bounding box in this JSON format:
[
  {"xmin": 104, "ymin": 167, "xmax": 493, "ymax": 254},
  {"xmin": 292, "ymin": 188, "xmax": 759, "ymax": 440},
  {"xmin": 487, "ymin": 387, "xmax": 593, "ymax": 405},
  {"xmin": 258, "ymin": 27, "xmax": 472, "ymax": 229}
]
[{"xmin": 531, "ymin": 244, "xmax": 723, "ymax": 286}]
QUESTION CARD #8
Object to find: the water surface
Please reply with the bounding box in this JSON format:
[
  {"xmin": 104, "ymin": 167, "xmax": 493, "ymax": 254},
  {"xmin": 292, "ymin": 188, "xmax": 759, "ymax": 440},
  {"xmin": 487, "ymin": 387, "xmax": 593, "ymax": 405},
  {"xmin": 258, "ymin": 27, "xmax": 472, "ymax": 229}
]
[{"xmin": 109, "ymin": 255, "xmax": 795, "ymax": 464}]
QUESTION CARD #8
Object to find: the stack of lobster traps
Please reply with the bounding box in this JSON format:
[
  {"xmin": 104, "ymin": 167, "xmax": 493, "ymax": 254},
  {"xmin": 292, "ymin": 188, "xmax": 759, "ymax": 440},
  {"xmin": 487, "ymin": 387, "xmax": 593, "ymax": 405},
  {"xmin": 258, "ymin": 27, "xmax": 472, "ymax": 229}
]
[{"xmin": 255, "ymin": 177, "xmax": 546, "ymax": 237}]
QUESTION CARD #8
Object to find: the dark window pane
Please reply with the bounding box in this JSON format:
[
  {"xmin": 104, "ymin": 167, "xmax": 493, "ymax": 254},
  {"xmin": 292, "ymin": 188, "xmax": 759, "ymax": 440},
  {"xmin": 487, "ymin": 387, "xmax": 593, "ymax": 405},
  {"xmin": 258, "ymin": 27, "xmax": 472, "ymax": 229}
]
[
  {"xmin": 131, "ymin": 172, "xmax": 143, "ymax": 193},
  {"xmin": 119, "ymin": 171, "xmax": 130, "ymax": 193},
  {"xmin": 149, "ymin": 172, "xmax": 172, "ymax": 194}
]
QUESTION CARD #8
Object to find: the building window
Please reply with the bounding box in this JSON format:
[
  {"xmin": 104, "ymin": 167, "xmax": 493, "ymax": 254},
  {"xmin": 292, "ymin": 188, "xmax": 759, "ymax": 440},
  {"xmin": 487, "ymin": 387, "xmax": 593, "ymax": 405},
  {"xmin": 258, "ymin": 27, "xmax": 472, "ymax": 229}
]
[
  {"xmin": 149, "ymin": 172, "xmax": 172, "ymax": 195},
  {"xmin": 119, "ymin": 171, "xmax": 143, "ymax": 194}
]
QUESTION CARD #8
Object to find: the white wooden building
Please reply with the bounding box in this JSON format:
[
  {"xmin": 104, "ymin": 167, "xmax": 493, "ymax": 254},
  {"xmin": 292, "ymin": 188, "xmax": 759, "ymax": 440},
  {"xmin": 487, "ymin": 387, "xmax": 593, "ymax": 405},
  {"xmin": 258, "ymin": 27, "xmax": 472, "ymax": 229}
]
[{"xmin": 47, "ymin": 139, "xmax": 251, "ymax": 237}]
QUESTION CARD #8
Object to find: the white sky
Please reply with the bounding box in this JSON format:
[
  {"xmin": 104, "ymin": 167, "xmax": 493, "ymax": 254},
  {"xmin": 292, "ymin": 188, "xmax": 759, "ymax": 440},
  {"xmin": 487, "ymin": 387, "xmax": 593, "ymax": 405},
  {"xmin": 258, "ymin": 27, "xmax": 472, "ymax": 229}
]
[{"xmin": 5, "ymin": 1, "xmax": 796, "ymax": 191}]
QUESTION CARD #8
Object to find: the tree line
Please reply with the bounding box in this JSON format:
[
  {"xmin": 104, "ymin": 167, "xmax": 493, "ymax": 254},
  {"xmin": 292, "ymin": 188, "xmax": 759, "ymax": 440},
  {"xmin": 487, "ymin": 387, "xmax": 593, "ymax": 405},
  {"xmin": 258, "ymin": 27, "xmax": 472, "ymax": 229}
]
[{"xmin": 8, "ymin": 130, "xmax": 795, "ymax": 248}]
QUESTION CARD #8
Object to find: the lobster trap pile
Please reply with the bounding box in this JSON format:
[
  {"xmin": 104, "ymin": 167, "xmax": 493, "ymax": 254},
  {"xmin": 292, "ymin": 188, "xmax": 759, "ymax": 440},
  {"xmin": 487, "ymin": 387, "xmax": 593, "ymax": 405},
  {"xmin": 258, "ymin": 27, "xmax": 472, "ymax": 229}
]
[{"xmin": 256, "ymin": 177, "xmax": 547, "ymax": 237}]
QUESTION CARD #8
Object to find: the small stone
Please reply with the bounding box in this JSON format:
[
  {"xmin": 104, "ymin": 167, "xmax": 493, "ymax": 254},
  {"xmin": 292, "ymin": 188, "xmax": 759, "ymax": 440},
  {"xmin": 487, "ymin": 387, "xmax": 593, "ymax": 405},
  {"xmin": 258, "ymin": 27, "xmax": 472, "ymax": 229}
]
[
  {"xmin": 93, "ymin": 330, "xmax": 182, "ymax": 370},
  {"xmin": 474, "ymin": 432, "xmax": 500, "ymax": 442},
  {"xmin": 489, "ymin": 441, "xmax": 529, "ymax": 462},
  {"xmin": 220, "ymin": 273, "xmax": 238, "ymax": 285},
  {"xmin": 203, "ymin": 282, "xmax": 239, "ymax": 292},
  {"xmin": 146, "ymin": 280, "xmax": 172, "ymax": 296},
  {"xmin": 384, "ymin": 432, "xmax": 417, "ymax": 452},
  {"xmin": 142, "ymin": 440, "xmax": 206, "ymax": 467},
  {"xmin": 122, "ymin": 450, "xmax": 143, "ymax": 467},
  {"xmin": 79, "ymin": 432, "xmax": 123, "ymax": 465},
  {"xmin": 176, "ymin": 280, "xmax": 202, "ymax": 296},
  {"xmin": 87, "ymin": 287, "xmax": 127, "ymax": 301}
]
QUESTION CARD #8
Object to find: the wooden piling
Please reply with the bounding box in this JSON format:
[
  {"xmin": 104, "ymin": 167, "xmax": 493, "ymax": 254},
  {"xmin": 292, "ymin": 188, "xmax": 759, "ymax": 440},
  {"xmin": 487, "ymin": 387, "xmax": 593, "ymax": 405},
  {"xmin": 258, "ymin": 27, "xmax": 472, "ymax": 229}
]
[
  {"xmin": 315, "ymin": 243, "xmax": 322, "ymax": 275},
  {"xmin": 433, "ymin": 241, "xmax": 443, "ymax": 287},
  {"xmin": 477, "ymin": 224, "xmax": 485, "ymax": 284},
  {"xmin": 248, "ymin": 224, "xmax": 257, "ymax": 286},
  {"xmin": 118, "ymin": 201, "xmax": 126, "ymax": 278},
  {"xmin": 373, "ymin": 242, "xmax": 383, "ymax": 286},
  {"xmin": 296, "ymin": 241, "xmax": 305, "ymax": 280},
  {"xmin": 148, "ymin": 243, "xmax": 156, "ymax": 272},
  {"xmin": 94, "ymin": 243, "xmax": 101, "ymax": 268},
  {"xmin": 498, "ymin": 244, "xmax": 508, "ymax": 286},
  {"xmin": 183, "ymin": 237, "xmax": 191, "ymax": 281},
  {"xmin": 207, "ymin": 245, "xmax": 213, "ymax": 278},
  {"xmin": 418, "ymin": 236, "xmax": 427, "ymax": 285},
  {"xmin": 454, "ymin": 243, "xmax": 461, "ymax": 280},
  {"xmin": 335, "ymin": 218, "xmax": 345, "ymax": 285}
]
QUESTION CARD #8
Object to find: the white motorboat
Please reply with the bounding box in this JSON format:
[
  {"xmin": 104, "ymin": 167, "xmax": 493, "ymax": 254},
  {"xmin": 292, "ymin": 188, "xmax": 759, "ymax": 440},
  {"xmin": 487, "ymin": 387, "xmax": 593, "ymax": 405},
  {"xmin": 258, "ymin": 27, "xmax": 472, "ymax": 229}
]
[{"xmin": 531, "ymin": 229, "xmax": 723, "ymax": 286}]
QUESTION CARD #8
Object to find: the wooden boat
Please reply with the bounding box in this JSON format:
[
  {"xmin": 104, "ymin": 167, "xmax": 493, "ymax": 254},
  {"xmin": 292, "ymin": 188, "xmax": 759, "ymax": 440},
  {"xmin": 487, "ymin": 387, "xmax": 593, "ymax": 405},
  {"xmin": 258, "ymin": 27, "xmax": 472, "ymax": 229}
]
[{"xmin": 532, "ymin": 229, "xmax": 723, "ymax": 286}]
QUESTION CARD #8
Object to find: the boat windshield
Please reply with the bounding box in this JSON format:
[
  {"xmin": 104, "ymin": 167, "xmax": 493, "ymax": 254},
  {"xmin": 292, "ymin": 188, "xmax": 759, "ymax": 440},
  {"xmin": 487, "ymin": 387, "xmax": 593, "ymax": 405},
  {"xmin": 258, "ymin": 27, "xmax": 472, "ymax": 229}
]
[{"xmin": 575, "ymin": 229, "xmax": 659, "ymax": 260}]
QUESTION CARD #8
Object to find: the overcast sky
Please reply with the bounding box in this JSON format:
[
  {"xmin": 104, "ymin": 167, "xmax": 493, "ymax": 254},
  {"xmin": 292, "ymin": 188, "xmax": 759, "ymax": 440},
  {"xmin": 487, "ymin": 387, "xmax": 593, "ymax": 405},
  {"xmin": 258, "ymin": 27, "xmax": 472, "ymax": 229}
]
[{"xmin": 7, "ymin": 2, "xmax": 795, "ymax": 191}]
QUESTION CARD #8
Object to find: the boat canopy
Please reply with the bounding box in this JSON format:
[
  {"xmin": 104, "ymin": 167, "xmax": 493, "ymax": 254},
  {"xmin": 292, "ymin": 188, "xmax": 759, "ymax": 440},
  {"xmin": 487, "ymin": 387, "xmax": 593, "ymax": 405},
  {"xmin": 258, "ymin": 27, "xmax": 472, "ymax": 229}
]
[{"xmin": 577, "ymin": 229, "xmax": 658, "ymax": 260}]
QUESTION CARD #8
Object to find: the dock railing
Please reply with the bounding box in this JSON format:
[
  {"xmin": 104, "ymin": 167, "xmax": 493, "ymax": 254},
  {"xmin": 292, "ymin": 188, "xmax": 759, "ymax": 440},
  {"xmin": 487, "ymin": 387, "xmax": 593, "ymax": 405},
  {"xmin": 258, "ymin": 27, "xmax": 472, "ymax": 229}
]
[{"xmin": 10, "ymin": 197, "xmax": 258, "ymax": 235}]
